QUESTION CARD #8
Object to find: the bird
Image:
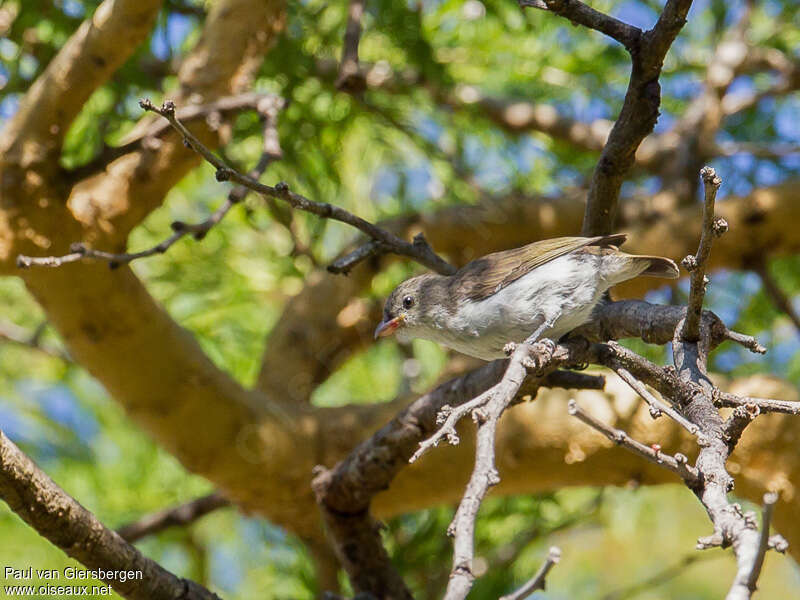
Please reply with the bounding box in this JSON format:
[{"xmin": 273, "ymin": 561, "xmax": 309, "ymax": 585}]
[{"xmin": 374, "ymin": 234, "xmax": 679, "ymax": 361}]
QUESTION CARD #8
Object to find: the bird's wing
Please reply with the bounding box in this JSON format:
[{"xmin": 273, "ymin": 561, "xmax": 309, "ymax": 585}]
[{"xmin": 456, "ymin": 234, "xmax": 626, "ymax": 301}]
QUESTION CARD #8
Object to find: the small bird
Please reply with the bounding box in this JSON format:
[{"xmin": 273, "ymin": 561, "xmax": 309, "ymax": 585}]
[{"xmin": 374, "ymin": 234, "xmax": 679, "ymax": 361}]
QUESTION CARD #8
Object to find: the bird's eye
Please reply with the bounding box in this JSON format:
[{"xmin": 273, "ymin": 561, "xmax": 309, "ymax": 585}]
[{"xmin": 402, "ymin": 295, "xmax": 415, "ymax": 309}]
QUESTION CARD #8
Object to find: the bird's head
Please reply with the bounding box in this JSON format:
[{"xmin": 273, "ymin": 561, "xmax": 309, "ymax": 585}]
[{"xmin": 374, "ymin": 274, "xmax": 441, "ymax": 341}]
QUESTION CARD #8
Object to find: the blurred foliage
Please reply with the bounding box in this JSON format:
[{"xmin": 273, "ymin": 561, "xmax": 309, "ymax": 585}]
[{"xmin": 1, "ymin": 0, "xmax": 800, "ymax": 597}]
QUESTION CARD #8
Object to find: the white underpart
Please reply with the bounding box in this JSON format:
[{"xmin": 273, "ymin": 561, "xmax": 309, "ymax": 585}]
[{"xmin": 402, "ymin": 252, "xmax": 648, "ymax": 361}]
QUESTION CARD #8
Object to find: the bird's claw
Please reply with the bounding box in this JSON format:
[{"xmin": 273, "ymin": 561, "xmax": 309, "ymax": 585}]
[{"xmin": 522, "ymin": 338, "xmax": 556, "ymax": 374}]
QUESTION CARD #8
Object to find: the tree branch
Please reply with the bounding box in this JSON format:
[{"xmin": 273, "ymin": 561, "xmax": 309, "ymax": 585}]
[
  {"xmin": 146, "ymin": 100, "xmax": 455, "ymax": 275},
  {"xmin": 0, "ymin": 0, "xmax": 162, "ymax": 164},
  {"xmin": 579, "ymin": 0, "xmax": 693, "ymax": 235},
  {"xmin": 498, "ymin": 546, "xmax": 561, "ymax": 600},
  {"xmin": 567, "ymin": 400, "xmax": 700, "ymax": 484},
  {"xmin": 117, "ymin": 492, "xmax": 230, "ymax": 543},
  {"xmin": 521, "ymin": 0, "xmax": 642, "ymax": 51},
  {"xmin": 0, "ymin": 430, "xmax": 222, "ymax": 600},
  {"xmin": 337, "ymin": 0, "xmax": 367, "ymax": 92},
  {"xmin": 0, "ymin": 320, "xmax": 69, "ymax": 361},
  {"xmin": 681, "ymin": 166, "xmax": 724, "ymax": 341},
  {"xmin": 745, "ymin": 492, "xmax": 778, "ymax": 593},
  {"xmin": 18, "ymin": 99, "xmax": 284, "ymax": 270}
]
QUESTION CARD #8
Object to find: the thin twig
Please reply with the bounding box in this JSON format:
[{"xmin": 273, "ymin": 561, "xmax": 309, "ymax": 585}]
[
  {"xmin": 0, "ymin": 320, "xmax": 70, "ymax": 361},
  {"xmin": 18, "ymin": 100, "xmax": 284, "ymax": 270},
  {"xmin": 520, "ymin": 0, "xmax": 642, "ymax": 51},
  {"xmin": 681, "ymin": 166, "xmax": 724, "ymax": 341},
  {"xmin": 498, "ymin": 546, "xmax": 562, "ymax": 600},
  {"xmin": 137, "ymin": 99, "xmax": 455, "ymax": 275},
  {"xmin": 117, "ymin": 492, "xmax": 230, "ymax": 543},
  {"xmin": 613, "ymin": 365, "xmax": 700, "ymax": 437},
  {"xmin": 327, "ymin": 240, "xmax": 384, "ymax": 274},
  {"xmin": 715, "ymin": 392, "xmax": 800, "ymax": 416},
  {"xmin": 442, "ymin": 342, "xmax": 547, "ymax": 600},
  {"xmin": 567, "ymin": 400, "xmax": 701, "ymax": 485},
  {"xmin": 745, "ymin": 492, "xmax": 778, "ymax": 593},
  {"xmin": 337, "ymin": 0, "xmax": 366, "ymax": 91},
  {"xmin": 410, "ymin": 341, "xmax": 563, "ymax": 464}
]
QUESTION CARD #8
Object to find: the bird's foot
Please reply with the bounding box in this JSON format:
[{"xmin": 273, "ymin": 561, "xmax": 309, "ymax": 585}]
[
  {"xmin": 503, "ymin": 342, "xmax": 517, "ymax": 356},
  {"xmin": 522, "ymin": 338, "xmax": 557, "ymax": 374}
]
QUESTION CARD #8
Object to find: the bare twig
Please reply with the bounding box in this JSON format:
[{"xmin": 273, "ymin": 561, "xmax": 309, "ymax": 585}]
[
  {"xmin": 18, "ymin": 100, "xmax": 285, "ymax": 270},
  {"xmin": 681, "ymin": 166, "xmax": 724, "ymax": 341},
  {"xmin": 311, "ymin": 346, "xmax": 600, "ymax": 600},
  {"xmin": 567, "ymin": 400, "xmax": 700, "ymax": 484},
  {"xmin": 745, "ymin": 492, "xmax": 778, "ymax": 593},
  {"xmin": 410, "ymin": 341, "xmax": 563, "ymax": 464},
  {"xmin": 117, "ymin": 492, "xmax": 230, "ymax": 543},
  {"xmin": 0, "ymin": 430, "xmax": 221, "ymax": 600},
  {"xmin": 138, "ymin": 99, "xmax": 455, "ymax": 275},
  {"xmin": 0, "ymin": 320, "xmax": 69, "ymax": 361},
  {"xmin": 520, "ymin": 0, "xmax": 641, "ymax": 51},
  {"xmin": 612, "ymin": 364, "xmax": 700, "ymax": 437},
  {"xmin": 337, "ymin": 0, "xmax": 366, "ymax": 92},
  {"xmin": 18, "ymin": 99, "xmax": 454, "ymax": 275},
  {"xmin": 722, "ymin": 404, "xmax": 760, "ymax": 451},
  {"xmin": 715, "ymin": 392, "xmax": 800, "ymax": 416},
  {"xmin": 498, "ymin": 546, "xmax": 562, "ymax": 600},
  {"xmin": 68, "ymin": 93, "xmax": 283, "ymax": 182},
  {"xmin": 327, "ymin": 240, "xmax": 384, "ymax": 274}
]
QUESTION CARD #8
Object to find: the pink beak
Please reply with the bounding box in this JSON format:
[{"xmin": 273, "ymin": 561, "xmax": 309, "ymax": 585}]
[{"xmin": 374, "ymin": 316, "xmax": 402, "ymax": 339}]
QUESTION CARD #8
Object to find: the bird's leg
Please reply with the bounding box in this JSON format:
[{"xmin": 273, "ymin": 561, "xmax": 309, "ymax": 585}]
[
  {"xmin": 521, "ymin": 338, "xmax": 557, "ymax": 373},
  {"xmin": 519, "ymin": 317, "xmax": 557, "ymax": 373}
]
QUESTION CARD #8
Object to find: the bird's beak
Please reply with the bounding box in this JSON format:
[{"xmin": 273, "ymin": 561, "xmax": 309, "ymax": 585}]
[{"xmin": 374, "ymin": 315, "xmax": 403, "ymax": 339}]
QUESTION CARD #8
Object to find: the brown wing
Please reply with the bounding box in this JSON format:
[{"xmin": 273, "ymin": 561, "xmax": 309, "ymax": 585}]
[{"xmin": 456, "ymin": 234, "xmax": 627, "ymax": 301}]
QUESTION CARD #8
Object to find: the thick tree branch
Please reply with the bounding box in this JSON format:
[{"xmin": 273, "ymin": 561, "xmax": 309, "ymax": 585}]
[
  {"xmin": 0, "ymin": 0, "xmax": 162, "ymax": 165},
  {"xmin": 0, "ymin": 430, "xmax": 221, "ymax": 600},
  {"xmin": 580, "ymin": 0, "xmax": 693, "ymax": 235}
]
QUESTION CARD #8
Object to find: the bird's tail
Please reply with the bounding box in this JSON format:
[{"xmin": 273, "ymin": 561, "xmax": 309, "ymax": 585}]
[
  {"xmin": 637, "ymin": 255, "xmax": 680, "ymax": 278},
  {"xmin": 598, "ymin": 250, "xmax": 680, "ymax": 285}
]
